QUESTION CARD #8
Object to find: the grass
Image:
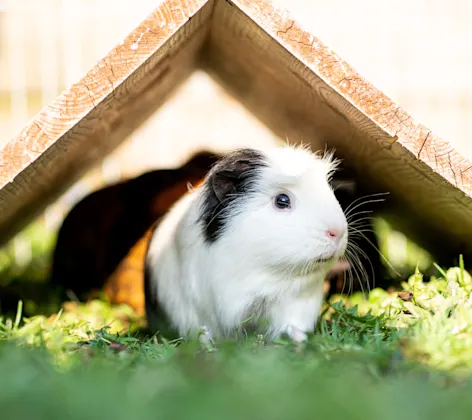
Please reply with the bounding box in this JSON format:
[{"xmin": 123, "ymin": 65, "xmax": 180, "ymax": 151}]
[
  {"xmin": 1, "ymin": 221, "xmax": 472, "ymax": 419},
  {"xmin": 2, "ymin": 264, "xmax": 472, "ymax": 419}
]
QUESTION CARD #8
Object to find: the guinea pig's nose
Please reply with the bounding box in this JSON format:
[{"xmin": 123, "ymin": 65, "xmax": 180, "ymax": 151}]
[{"xmin": 326, "ymin": 227, "xmax": 346, "ymax": 242}]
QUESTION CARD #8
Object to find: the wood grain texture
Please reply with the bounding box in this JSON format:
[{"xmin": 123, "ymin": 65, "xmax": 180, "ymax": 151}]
[
  {"xmin": 201, "ymin": 0, "xmax": 472, "ymax": 263},
  {"xmin": 0, "ymin": 0, "xmax": 214, "ymax": 246}
]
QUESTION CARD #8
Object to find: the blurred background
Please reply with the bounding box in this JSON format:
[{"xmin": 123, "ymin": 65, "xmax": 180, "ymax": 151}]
[{"xmin": 0, "ymin": 0, "xmax": 471, "ymax": 295}]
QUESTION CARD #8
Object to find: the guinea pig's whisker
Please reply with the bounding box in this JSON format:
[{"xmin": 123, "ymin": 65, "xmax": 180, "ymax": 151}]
[
  {"xmin": 349, "ymin": 228, "xmax": 377, "ymax": 237},
  {"xmin": 337, "ymin": 256, "xmax": 351, "ymax": 296},
  {"xmin": 345, "ymin": 248, "xmax": 369, "ymax": 298},
  {"xmin": 348, "ymin": 226, "xmax": 400, "ymax": 277},
  {"xmin": 347, "ymin": 215, "xmax": 376, "ymax": 225},
  {"xmin": 344, "ymin": 253, "xmax": 356, "ymax": 296},
  {"xmin": 347, "ymin": 220, "xmax": 375, "ymax": 230},
  {"xmin": 345, "ymin": 203, "xmax": 384, "ymax": 293},
  {"xmin": 332, "ymin": 251, "xmax": 359, "ymax": 297},
  {"xmin": 346, "ymin": 210, "xmax": 374, "ymax": 220},
  {"xmin": 344, "ymin": 198, "xmax": 387, "ymax": 220},
  {"xmin": 347, "ymin": 262, "xmax": 356, "ymax": 296},
  {"xmin": 348, "ymin": 243, "xmax": 373, "ymax": 273},
  {"xmin": 343, "ymin": 192, "xmax": 389, "ymax": 216},
  {"xmin": 301, "ymin": 259, "xmax": 313, "ymax": 276},
  {"xmin": 347, "ymin": 218, "xmax": 378, "ymax": 234},
  {"xmin": 348, "ymin": 270, "xmax": 355, "ymax": 296},
  {"xmin": 332, "ymin": 180, "xmax": 356, "ymax": 193},
  {"xmin": 347, "ymin": 242, "xmax": 375, "ymax": 292},
  {"xmin": 345, "ymin": 190, "xmax": 390, "ymax": 206},
  {"xmin": 344, "ymin": 195, "xmax": 388, "ymax": 220},
  {"xmin": 281, "ymin": 259, "xmax": 299, "ymax": 280},
  {"xmin": 348, "ymin": 228, "xmax": 377, "ymax": 237},
  {"xmin": 348, "ymin": 227, "xmax": 378, "ymax": 240},
  {"xmin": 347, "ymin": 240, "xmax": 369, "ymax": 262},
  {"xmin": 345, "ymin": 249, "xmax": 364, "ymax": 295}
]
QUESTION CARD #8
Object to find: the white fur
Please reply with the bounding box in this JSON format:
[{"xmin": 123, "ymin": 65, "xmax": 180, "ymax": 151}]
[{"xmin": 146, "ymin": 145, "xmax": 348, "ymax": 342}]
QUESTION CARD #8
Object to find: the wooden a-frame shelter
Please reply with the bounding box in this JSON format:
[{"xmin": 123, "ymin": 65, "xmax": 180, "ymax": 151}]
[{"xmin": 1, "ymin": 0, "xmax": 472, "ymax": 264}]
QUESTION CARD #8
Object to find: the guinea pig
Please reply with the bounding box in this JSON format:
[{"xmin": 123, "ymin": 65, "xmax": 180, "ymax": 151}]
[
  {"xmin": 144, "ymin": 144, "xmax": 348, "ymax": 343},
  {"xmin": 49, "ymin": 150, "xmax": 219, "ymax": 310}
]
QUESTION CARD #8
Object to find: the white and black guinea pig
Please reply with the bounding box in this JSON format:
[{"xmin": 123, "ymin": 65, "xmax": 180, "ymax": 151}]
[{"xmin": 144, "ymin": 144, "xmax": 348, "ymax": 343}]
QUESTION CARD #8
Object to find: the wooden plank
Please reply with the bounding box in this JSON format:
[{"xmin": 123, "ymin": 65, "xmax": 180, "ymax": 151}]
[
  {"xmin": 0, "ymin": 0, "xmax": 213, "ymax": 246},
  {"xmin": 202, "ymin": 0, "xmax": 472, "ymax": 263}
]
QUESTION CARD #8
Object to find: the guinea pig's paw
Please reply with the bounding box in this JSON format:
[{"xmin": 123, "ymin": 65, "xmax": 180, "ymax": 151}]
[
  {"xmin": 198, "ymin": 325, "xmax": 217, "ymax": 351},
  {"xmin": 286, "ymin": 325, "xmax": 308, "ymax": 343}
]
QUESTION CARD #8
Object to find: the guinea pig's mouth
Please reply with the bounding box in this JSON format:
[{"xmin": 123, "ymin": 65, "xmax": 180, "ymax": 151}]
[
  {"xmin": 283, "ymin": 255, "xmax": 339, "ymax": 277},
  {"xmin": 292, "ymin": 256, "xmax": 337, "ymax": 276}
]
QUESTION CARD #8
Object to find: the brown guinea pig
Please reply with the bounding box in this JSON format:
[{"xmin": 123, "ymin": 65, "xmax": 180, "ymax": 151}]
[{"xmin": 49, "ymin": 151, "xmax": 220, "ymax": 314}]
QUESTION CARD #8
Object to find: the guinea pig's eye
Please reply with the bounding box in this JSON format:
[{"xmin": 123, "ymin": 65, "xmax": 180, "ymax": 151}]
[{"xmin": 274, "ymin": 193, "xmax": 291, "ymax": 209}]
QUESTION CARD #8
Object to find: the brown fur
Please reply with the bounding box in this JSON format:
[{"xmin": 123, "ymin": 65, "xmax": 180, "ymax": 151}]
[{"xmin": 49, "ymin": 151, "xmax": 219, "ymax": 312}]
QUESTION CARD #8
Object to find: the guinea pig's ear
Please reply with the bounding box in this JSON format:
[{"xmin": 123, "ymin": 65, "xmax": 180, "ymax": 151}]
[
  {"xmin": 211, "ymin": 171, "xmax": 235, "ymax": 202},
  {"xmin": 211, "ymin": 160, "xmax": 252, "ymax": 202}
]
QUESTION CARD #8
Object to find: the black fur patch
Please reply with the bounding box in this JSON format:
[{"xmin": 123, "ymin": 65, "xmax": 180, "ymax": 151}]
[{"xmin": 199, "ymin": 148, "xmax": 268, "ymax": 243}]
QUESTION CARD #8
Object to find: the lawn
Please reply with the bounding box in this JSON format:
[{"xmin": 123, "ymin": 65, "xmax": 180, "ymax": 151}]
[{"xmin": 1, "ymin": 221, "xmax": 472, "ymax": 420}]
